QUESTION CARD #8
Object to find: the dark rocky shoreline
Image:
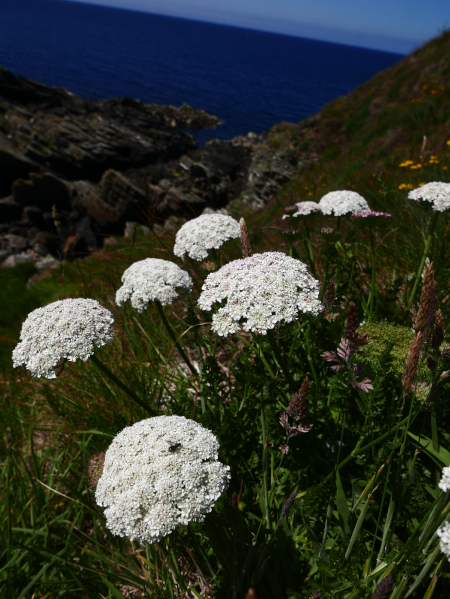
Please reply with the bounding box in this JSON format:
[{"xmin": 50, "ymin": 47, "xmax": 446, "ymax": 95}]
[{"xmin": 0, "ymin": 67, "xmax": 301, "ymax": 266}]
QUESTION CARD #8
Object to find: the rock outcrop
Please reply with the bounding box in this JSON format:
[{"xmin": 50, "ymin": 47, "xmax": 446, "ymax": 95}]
[{"xmin": 0, "ymin": 67, "xmax": 278, "ymax": 262}]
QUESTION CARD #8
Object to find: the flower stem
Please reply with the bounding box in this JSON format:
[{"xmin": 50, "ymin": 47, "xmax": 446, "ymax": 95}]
[
  {"xmin": 323, "ymin": 412, "xmax": 419, "ymax": 483},
  {"xmin": 369, "ymin": 227, "xmax": 376, "ymax": 321},
  {"xmin": 266, "ymin": 329, "xmax": 296, "ymax": 392},
  {"xmin": 155, "ymin": 300, "xmax": 198, "ymax": 377},
  {"xmin": 90, "ymin": 354, "xmax": 154, "ymax": 414},
  {"xmin": 406, "ymin": 211, "xmax": 439, "ymax": 310},
  {"xmin": 260, "ymin": 395, "xmax": 270, "ymax": 530}
]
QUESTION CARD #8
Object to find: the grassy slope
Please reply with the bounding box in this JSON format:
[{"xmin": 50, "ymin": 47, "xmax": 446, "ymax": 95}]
[{"xmin": 265, "ymin": 29, "xmax": 450, "ymax": 196}]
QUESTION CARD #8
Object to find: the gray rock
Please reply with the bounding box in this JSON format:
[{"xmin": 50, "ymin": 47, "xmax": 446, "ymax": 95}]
[
  {"xmin": 4, "ymin": 233, "xmax": 27, "ymax": 250},
  {"xmin": 1, "ymin": 252, "xmax": 35, "ymax": 267},
  {"xmin": 124, "ymin": 221, "xmax": 136, "ymax": 238}
]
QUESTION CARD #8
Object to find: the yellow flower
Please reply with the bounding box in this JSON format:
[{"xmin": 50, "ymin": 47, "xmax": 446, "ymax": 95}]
[
  {"xmin": 446, "ymin": 140, "xmax": 450, "ymax": 146},
  {"xmin": 399, "ymin": 160, "xmax": 414, "ymax": 167},
  {"xmin": 418, "ymin": 182, "xmax": 426, "ymax": 187},
  {"xmin": 399, "ymin": 183, "xmax": 414, "ymax": 190},
  {"xmin": 410, "ymin": 164, "xmax": 422, "ymax": 169},
  {"xmin": 443, "ymin": 166, "xmax": 448, "ymax": 170}
]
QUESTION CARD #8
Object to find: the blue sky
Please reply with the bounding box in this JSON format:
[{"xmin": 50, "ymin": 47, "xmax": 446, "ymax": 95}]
[{"xmin": 63, "ymin": 0, "xmax": 449, "ymax": 54}]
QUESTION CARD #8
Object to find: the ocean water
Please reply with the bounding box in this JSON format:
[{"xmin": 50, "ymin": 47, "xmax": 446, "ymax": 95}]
[{"xmin": 1, "ymin": 0, "xmax": 403, "ymax": 143}]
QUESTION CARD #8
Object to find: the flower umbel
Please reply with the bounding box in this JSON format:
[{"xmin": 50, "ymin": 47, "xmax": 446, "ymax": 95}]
[
  {"xmin": 95, "ymin": 416, "xmax": 230, "ymax": 545},
  {"xmin": 12, "ymin": 298, "xmax": 114, "ymax": 379},
  {"xmin": 437, "ymin": 522, "xmax": 450, "ymax": 561},
  {"xmin": 439, "ymin": 466, "xmax": 450, "ymax": 492},
  {"xmin": 408, "ymin": 181, "xmax": 450, "ymax": 212},
  {"xmin": 351, "ymin": 211, "xmax": 391, "ymax": 219},
  {"xmin": 174, "ymin": 214, "xmax": 241, "ymax": 261},
  {"xmin": 282, "ymin": 201, "xmax": 321, "ymax": 219},
  {"xmin": 115, "ymin": 258, "xmax": 193, "ymax": 312},
  {"xmin": 198, "ymin": 252, "xmax": 322, "ymax": 336},
  {"xmin": 318, "ymin": 190, "xmax": 370, "ymax": 216}
]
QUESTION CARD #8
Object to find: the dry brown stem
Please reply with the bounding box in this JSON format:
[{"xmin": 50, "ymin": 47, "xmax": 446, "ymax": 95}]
[
  {"xmin": 414, "ymin": 258, "xmax": 435, "ymax": 333},
  {"xmin": 402, "ymin": 331, "xmax": 423, "ymax": 391},
  {"xmin": 239, "ymin": 217, "xmax": 252, "ymax": 258}
]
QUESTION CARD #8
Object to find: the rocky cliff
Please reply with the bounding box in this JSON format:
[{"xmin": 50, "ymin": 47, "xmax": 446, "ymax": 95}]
[{"xmin": 0, "ymin": 67, "xmax": 290, "ymax": 264}]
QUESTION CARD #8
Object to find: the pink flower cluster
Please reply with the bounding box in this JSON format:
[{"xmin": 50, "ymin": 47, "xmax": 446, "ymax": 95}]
[{"xmin": 350, "ymin": 211, "xmax": 392, "ymax": 218}]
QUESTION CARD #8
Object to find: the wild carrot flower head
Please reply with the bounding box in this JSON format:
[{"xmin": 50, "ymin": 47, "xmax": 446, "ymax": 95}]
[
  {"xmin": 351, "ymin": 211, "xmax": 391, "ymax": 218},
  {"xmin": 439, "ymin": 466, "xmax": 450, "ymax": 493},
  {"xmin": 12, "ymin": 298, "xmax": 114, "ymax": 379},
  {"xmin": 95, "ymin": 415, "xmax": 230, "ymax": 545},
  {"xmin": 437, "ymin": 522, "xmax": 450, "ymax": 561},
  {"xmin": 408, "ymin": 181, "xmax": 450, "ymax": 212},
  {"xmin": 318, "ymin": 190, "xmax": 370, "ymax": 216},
  {"xmin": 198, "ymin": 252, "xmax": 322, "ymax": 336},
  {"xmin": 115, "ymin": 258, "xmax": 193, "ymax": 312},
  {"xmin": 282, "ymin": 201, "xmax": 322, "ymax": 219},
  {"xmin": 174, "ymin": 214, "xmax": 240, "ymax": 261}
]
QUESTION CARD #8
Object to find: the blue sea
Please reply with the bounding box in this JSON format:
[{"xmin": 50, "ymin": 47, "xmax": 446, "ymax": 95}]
[{"xmin": 1, "ymin": 0, "xmax": 403, "ymax": 144}]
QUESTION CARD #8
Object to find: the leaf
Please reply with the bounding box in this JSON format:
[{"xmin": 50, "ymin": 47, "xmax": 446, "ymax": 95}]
[
  {"xmin": 336, "ymin": 470, "xmax": 352, "ymax": 538},
  {"xmin": 408, "ymin": 432, "xmax": 450, "ymax": 466},
  {"xmin": 101, "ymin": 577, "xmax": 127, "ymax": 598}
]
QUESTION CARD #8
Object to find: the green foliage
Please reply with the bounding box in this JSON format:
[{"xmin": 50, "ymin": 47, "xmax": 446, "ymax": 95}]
[{"xmin": 360, "ymin": 322, "xmax": 413, "ymax": 375}]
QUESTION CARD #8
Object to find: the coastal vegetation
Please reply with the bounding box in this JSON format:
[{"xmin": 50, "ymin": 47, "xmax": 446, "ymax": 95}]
[{"xmin": 2, "ymin": 29, "xmax": 450, "ymax": 599}]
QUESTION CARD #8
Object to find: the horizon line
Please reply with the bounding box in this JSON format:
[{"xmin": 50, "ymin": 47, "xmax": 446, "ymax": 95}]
[{"xmin": 59, "ymin": 0, "xmax": 420, "ymax": 55}]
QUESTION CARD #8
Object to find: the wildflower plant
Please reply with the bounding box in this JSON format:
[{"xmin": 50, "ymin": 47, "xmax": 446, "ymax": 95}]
[
  {"xmin": 116, "ymin": 258, "xmax": 197, "ymax": 375},
  {"xmin": 95, "ymin": 416, "xmax": 230, "ymax": 545},
  {"xmin": 115, "ymin": 258, "xmax": 193, "ymax": 311},
  {"xmin": 12, "ymin": 298, "xmax": 114, "ymax": 379},
  {"xmin": 173, "ymin": 213, "xmax": 241, "ymax": 261},
  {"xmin": 198, "ymin": 251, "xmax": 322, "ymax": 336},
  {"xmin": 318, "ymin": 189, "xmax": 371, "ymax": 216}
]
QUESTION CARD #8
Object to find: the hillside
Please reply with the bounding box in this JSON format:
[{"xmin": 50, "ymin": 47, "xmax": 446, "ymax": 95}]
[{"xmin": 243, "ymin": 29, "xmax": 450, "ymax": 209}]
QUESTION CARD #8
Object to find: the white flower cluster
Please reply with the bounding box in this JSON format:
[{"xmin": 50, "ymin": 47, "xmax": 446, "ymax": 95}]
[
  {"xmin": 319, "ymin": 190, "xmax": 370, "ymax": 216},
  {"xmin": 95, "ymin": 415, "xmax": 230, "ymax": 545},
  {"xmin": 174, "ymin": 214, "xmax": 241, "ymax": 261},
  {"xmin": 282, "ymin": 201, "xmax": 322, "ymax": 219},
  {"xmin": 12, "ymin": 298, "xmax": 114, "ymax": 379},
  {"xmin": 437, "ymin": 522, "xmax": 450, "ymax": 561},
  {"xmin": 439, "ymin": 466, "xmax": 450, "ymax": 493},
  {"xmin": 198, "ymin": 251, "xmax": 322, "ymax": 336},
  {"xmin": 408, "ymin": 182, "xmax": 450, "ymax": 212},
  {"xmin": 116, "ymin": 258, "xmax": 193, "ymax": 312}
]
